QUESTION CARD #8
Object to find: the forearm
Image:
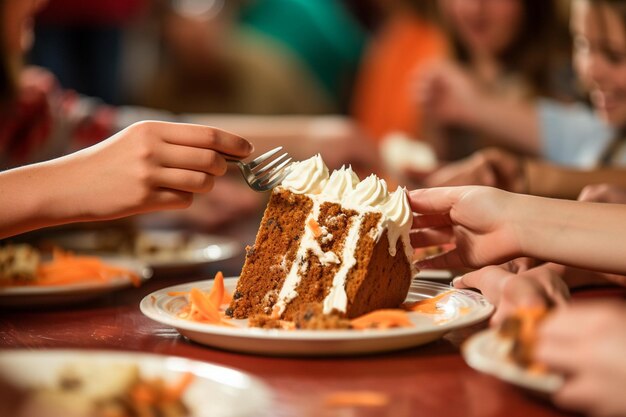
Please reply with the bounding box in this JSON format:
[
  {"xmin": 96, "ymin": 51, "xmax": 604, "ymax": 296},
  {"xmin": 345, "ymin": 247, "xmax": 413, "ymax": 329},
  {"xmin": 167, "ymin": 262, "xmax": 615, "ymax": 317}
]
[
  {"xmin": 469, "ymin": 96, "xmax": 541, "ymax": 155},
  {"xmin": 525, "ymin": 161, "xmax": 626, "ymax": 199},
  {"xmin": 0, "ymin": 159, "xmax": 87, "ymax": 239},
  {"xmin": 515, "ymin": 195, "xmax": 626, "ymax": 274}
]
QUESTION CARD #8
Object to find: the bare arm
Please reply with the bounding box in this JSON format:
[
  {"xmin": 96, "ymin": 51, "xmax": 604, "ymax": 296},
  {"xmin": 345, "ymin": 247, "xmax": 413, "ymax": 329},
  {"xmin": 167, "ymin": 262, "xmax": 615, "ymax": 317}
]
[
  {"xmin": 466, "ymin": 95, "xmax": 541, "ymax": 155},
  {"xmin": 418, "ymin": 62, "xmax": 541, "ymax": 156},
  {"xmin": 0, "ymin": 122, "xmax": 252, "ymax": 239},
  {"xmin": 525, "ymin": 160, "xmax": 626, "ymax": 199}
]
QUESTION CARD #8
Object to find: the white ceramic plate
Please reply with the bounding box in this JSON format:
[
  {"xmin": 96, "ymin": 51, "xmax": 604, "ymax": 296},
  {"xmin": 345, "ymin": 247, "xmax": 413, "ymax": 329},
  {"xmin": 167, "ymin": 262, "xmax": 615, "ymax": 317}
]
[
  {"xmin": 0, "ymin": 349, "xmax": 271, "ymax": 417},
  {"xmin": 462, "ymin": 328, "xmax": 564, "ymax": 394},
  {"xmin": 45, "ymin": 230, "xmax": 241, "ymax": 270},
  {"xmin": 0, "ymin": 258, "xmax": 151, "ymax": 308},
  {"xmin": 141, "ymin": 277, "xmax": 494, "ymax": 356}
]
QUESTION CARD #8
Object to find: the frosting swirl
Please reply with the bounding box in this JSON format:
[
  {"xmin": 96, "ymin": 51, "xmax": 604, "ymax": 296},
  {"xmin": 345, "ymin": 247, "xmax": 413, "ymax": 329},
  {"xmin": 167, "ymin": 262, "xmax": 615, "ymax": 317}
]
[
  {"xmin": 321, "ymin": 165, "xmax": 359, "ymax": 200},
  {"xmin": 344, "ymin": 174, "xmax": 389, "ymax": 208},
  {"xmin": 281, "ymin": 154, "xmax": 329, "ymax": 194},
  {"xmin": 382, "ymin": 187, "xmax": 412, "ymax": 256}
]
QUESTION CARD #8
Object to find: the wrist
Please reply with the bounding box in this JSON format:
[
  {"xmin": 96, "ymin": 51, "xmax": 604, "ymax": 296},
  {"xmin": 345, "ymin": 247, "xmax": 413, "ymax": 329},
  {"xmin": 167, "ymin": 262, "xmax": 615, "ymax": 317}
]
[{"xmin": 506, "ymin": 192, "xmax": 536, "ymax": 258}]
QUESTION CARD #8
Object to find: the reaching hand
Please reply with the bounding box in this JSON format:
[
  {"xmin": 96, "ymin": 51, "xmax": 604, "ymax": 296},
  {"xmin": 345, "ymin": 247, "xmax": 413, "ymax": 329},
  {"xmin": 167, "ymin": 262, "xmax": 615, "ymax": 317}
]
[
  {"xmin": 416, "ymin": 61, "xmax": 485, "ymax": 127},
  {"xmin": 423, "ymin": 148, "xmax": 526, "ymax": 192},
  {"xmin": 578, "ymin": 183, "xmax": 626, "ymax": 204},
  {"xmin": 41, "ymin": 121, "xmax": 253, "ymax": 222},
  {"xmin": 535, "ymin": 302, "xmax": 626, "ymax": 417},
  {"xmin": 409, "ymin": 186, "xmax": 523, "ymax": 269},
  {"xmin": 454, "ymin": 264, "xmax": 570, "ymax": 325}
]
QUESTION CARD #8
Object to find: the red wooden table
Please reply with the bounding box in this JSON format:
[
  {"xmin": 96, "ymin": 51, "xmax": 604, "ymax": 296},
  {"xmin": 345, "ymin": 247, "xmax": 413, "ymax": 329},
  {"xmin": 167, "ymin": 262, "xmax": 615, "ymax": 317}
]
[{"xmin": 0, "ymin": 254, "xmax": 578, "ymax": 417}]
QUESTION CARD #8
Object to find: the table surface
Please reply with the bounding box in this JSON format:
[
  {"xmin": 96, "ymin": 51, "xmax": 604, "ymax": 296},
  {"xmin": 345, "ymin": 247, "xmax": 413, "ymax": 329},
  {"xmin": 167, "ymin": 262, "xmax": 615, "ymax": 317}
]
[{"xmin": 0, "ymin": 246, "xmax": 584, "ymax": 417}]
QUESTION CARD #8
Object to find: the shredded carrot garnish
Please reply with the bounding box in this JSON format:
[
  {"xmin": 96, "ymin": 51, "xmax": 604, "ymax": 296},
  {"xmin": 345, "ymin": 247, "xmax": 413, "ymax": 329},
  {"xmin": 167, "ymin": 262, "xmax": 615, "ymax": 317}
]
[
  {"xmin": 167, "ymin": 291, "xmax": 189, "ymax": 297},
  {"xmin": 189, "ymin": 288, "xmax": 221, "ymax": 323},
  {"xmin": 175, "ymin": 271, "xmax": 233, "ymax": 326},
  {"xmin": 32, "ymin": 250, "xmax": 141, "ymax": 287},
  {"xmin": 402, "ymin": 290, "xmax": 453, "ymax": 314},
  {"xmin": 208, "ymin": 271, "xmax": 225, "ymax": 307},
  {"xmin": 163, "ymin": 372, "xmax": 195, "ymax": 402},
  {"xmin": 350, "ymin": 309, "xmax": 413, "ymax": 330},
  {"xmin": 307, "ymin": 218, "xmax": 323, "ymax": 238},
  {"xmin": 131, "ymin": 383, "xmax": 155, "ymax": 405},
  {"xmin": 324, "ymin": 391, "xmax": 390, "ymax": 408},
  {"xmin": 129, "ymin": 373, "xmax": 194, "ymax": 410}
]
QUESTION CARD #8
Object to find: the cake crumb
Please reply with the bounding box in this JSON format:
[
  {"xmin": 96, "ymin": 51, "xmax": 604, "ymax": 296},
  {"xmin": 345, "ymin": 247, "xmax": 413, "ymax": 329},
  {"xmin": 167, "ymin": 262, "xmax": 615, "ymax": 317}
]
[{"xmin": 294, "ymin": 304, "xmax": 352, "ymax": 330}]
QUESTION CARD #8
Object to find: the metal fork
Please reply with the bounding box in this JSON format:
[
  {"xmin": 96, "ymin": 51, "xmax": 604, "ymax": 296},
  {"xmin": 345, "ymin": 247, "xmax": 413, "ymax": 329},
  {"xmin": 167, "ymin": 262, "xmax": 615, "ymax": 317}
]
[{"xmin": 226, "ymin": 146, "xmax": 293, "ymax": 192}]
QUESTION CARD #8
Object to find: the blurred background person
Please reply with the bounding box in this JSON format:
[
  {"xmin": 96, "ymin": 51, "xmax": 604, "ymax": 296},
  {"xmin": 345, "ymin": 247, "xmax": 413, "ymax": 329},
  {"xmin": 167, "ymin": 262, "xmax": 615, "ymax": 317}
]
[
  {"xmin": 422, "ymin": 0, "xmax": 626, "ymax": 200},
  {"xmin": 350, "ymin": 0, "xmax": 447, "ymax": 142},
  {"xmin": 240, "ymin": 0, "xmax": 367, "ymax": 112},
  {"xmin": 29, "ymin": 0, "xmax": 148, "ymax": 105},
  {"xmin": 419, "ymin": 0, "xmax": 574, "ymax": 161},
  {"xmin": 0, "ymin": 0, "xmax": 380, "ymax": 234},
  {"xmin": 137, "ymin": 0, "xmax": 335, "ymax": 115}
]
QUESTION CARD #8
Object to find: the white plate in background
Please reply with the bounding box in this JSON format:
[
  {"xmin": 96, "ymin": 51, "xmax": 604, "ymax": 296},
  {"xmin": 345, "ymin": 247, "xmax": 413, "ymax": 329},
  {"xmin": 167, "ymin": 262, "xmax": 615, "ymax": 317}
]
[
  {"xmin": 45, "ymin": 229, "xmax": 241, "ymax": 270},
  {"xmin": 462, "ymin": 328, "xmax": 564, "ymax": 394},
  {"xmin": 0, "ymin": 349, "xmax": 271, "ymax": 417},
  {"xmin": 0, "ymin": 258, "xmax": 151, "ymax": 308}
]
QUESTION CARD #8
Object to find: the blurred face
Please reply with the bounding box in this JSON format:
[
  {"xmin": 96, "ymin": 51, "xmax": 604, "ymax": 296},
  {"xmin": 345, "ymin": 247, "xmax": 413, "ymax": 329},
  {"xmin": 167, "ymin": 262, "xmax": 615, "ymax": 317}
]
[
  {"xmin": 441, "ymin": 0, "xmax": 524, "ymax": 57},
  {"xmin": 2, "ymin": 0, "xmax": 48, "ymax": 56},
  {"xmin": 572, "ymin": 0, "xmax": 626, "ymax": 127}
]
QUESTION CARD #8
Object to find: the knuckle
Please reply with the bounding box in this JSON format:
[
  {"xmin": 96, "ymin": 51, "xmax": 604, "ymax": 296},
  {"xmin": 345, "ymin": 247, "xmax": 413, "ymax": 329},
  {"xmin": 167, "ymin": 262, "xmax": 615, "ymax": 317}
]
[
  {"xmin": 132, "ymin": 121, "xmax": 156, "ymax": 137},
  {"xmin": 206, "ymin": 128, "xmax": 219, "ymax": 146},
  {"xmin": 204, "ymin": 151, "xmax": 226, "ymax": 174},
  {"xmin": 178, "ymin": 193, "xmax": 194, "ymax": 208}
]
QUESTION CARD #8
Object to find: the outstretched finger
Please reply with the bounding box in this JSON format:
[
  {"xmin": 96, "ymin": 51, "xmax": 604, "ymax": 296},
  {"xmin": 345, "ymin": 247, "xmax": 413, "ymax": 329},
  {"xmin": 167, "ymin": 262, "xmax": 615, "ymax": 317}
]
[
  {"xmin": 146, "ymin": 121, "xmax": 253, "ymax": 158},
  {"xmin": 409, "ymin": 187, "xmax": 465, "ymax": 214}
]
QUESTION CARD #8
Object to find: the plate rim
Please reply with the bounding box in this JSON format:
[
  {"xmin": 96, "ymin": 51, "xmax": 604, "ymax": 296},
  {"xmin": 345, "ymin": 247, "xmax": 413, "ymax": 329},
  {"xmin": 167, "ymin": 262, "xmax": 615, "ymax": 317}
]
[{"xmin": 141, "ymin": 277, "xmax": 494, "ymax": 342}]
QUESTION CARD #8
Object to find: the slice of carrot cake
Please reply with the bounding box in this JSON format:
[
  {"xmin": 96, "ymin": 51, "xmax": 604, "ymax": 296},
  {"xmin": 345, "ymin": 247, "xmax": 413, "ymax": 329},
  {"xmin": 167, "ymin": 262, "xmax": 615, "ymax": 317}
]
[{"xmin": 228, "ymin": 155, "xmax": 414, "ymax": 323}]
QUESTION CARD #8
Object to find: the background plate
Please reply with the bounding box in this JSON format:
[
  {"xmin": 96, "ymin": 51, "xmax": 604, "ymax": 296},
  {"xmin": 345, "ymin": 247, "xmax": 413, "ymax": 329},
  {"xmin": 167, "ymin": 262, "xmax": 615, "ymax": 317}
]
[
  {"xmin": 462, "ymin": 328, "xmax": 564, "ymax": 394},
  {"xmin": 0, "ymin": 258, "xmax": 151, "ymax": 308},
  {"xmin": 43, "ymin": 229, "xmax": 241, "ymax": 270},
  {"xmin": 0, "ymin": 349, "xmax": 271, "ymax": 417}
]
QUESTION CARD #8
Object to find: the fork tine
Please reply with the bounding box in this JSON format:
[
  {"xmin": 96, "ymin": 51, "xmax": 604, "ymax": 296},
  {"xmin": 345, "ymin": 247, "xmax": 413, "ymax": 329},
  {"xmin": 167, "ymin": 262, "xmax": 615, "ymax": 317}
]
[
  {"xmin": 261, "ymin": 163, "xmax": 292, "ymax": 187},
  {"xmin": 253, "ymin": 152, "xmax": 290, "ymax": 174},
  {"xmin": 256, "ymin": 157, "xmax": 293, "ymax": 184},
  {"xmin": 262, "ymin": 174, "xmax": 289, "ymax": 190},
  {"xmin": 247, "ymin": 146, "xmax": 283, "ymax": 170}
]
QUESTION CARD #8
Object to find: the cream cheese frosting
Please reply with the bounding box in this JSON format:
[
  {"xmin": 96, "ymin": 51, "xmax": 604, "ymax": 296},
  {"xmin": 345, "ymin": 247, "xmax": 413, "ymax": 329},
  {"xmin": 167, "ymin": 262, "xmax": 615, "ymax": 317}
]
[
  {"xmin": 321, "ymin": 165, "xmax": 359, "ymax": 201},
  {"xmin": 382, "ymin": 186, "xmax": 412, "ymax": 256},
  {"xmin": 281, "ymin": 153, "xmax": 329, "ymax": 194},
  {"xmin": 344, "ymin": 174, "xmax": 389, "ymax": 208}
]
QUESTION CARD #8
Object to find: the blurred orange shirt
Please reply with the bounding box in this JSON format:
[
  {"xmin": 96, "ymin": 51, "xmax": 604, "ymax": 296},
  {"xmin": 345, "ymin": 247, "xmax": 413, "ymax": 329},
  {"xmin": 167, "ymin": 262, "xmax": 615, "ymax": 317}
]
[{"xmin": 352, "ymin": 14, "xmax": 447, "ymax": 142}]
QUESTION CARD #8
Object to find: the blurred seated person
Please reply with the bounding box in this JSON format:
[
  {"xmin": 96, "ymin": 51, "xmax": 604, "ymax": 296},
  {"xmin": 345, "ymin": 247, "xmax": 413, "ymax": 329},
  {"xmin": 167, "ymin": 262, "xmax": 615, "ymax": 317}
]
[
  {"xmin": 29, "ymin": 0, "xmax": 147, "ymax": 105},
  {"xmin": 422, "ymin": 0, "xmax": 626, "ymax": 200},
  {"xmin": 418, "ymin": 0, "xmax": 574, "ymax": 161},
  {"xmin": 351, "ymin": 0, "xmax": 448, "ymax": 142},
  {"xmin": 240, "ymin": 0, "xmax": 367, "ymax": 111},
  {"xmin": 1, "ymin": 0, "xmax": 380, "ymax": 234},
  {"xmin": 137, "ymin": 0, "xmax": 334, "ymax": 115}
]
